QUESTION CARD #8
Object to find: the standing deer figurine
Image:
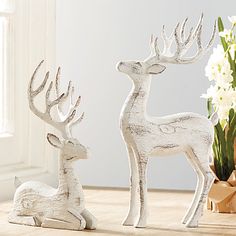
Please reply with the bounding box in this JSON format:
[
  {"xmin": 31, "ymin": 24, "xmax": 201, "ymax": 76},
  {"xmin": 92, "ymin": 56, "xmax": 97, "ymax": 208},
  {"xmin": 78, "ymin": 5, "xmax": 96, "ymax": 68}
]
[
  {"xmin": 9, "ymin": 61, "xmax": 97, "ymax": 231},
  {"xmin": 117, "ymin": 14, "xmax": 217, "ymax": 228}
]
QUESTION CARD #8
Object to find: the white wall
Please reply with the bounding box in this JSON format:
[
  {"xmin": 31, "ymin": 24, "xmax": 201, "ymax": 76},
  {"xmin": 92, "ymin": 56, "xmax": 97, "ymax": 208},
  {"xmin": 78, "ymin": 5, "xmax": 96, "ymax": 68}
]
[{"xmin": 56, "ymin": 0, "xmax": 236, "ymax": 190}]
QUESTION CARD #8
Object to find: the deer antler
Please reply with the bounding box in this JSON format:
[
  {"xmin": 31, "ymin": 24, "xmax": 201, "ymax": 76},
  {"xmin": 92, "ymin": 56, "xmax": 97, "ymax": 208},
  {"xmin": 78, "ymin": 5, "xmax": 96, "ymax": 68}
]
[
  {"xmin": 55, "ymin": 66, "xmax": 84, "ymax": 127},
  {"xmin": 148, "ymin": 14, "xmax": 216, "ymax": 64},
  {"xmin": 28, "ymin": 60, "xmax": 84, "ymax": 139}
]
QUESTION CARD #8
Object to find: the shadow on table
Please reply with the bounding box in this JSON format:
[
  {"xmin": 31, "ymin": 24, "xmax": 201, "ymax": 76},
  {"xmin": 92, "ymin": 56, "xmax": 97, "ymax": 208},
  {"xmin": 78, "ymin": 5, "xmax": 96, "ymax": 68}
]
[{"xmin": 86, "ymin": 223, "xmax": 236, "ymax": 236}]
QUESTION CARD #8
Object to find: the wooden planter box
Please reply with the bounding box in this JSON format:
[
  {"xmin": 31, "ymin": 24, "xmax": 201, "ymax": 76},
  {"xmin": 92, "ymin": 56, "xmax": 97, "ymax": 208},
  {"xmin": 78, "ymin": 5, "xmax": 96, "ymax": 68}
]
[
  {"xmin": 208, "ymin": 136, "xmax": 236, "ymax": 212},
  {"xmin": 208, "ymin": 167, "xmax": 236, "ymax": 213}
]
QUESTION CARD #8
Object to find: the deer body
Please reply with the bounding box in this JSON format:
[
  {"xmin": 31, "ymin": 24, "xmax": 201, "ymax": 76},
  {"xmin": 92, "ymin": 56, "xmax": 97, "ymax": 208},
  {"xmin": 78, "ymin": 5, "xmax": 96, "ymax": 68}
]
[
  {"xmin": 9, "ymin": 61, "xmax": 97, "ymax": 231},
  {"xmin": 117, "ymin": 15, "xmax": 216, "ymax": 228},
  {"xmin": 121, "ymin": 74, "xmax": 214, "ymax": 157},
  {"xmin": 10, "ymin": 156, "xmax": 87, "ymax": 229}
]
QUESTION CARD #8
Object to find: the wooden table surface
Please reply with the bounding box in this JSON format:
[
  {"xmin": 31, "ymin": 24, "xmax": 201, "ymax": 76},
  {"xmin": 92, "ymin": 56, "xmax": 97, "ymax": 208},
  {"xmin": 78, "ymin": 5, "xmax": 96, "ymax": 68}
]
[{"xmin": 0, "ymin": 188, "xmax": 235, "ymax": 236}]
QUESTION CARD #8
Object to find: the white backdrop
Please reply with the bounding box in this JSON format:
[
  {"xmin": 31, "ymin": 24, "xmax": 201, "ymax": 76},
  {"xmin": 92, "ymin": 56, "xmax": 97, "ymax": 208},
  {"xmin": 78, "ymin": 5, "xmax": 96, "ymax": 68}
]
[{"xmin": 56, "ymin": 0, "xmax": 236, "ymax": 190}]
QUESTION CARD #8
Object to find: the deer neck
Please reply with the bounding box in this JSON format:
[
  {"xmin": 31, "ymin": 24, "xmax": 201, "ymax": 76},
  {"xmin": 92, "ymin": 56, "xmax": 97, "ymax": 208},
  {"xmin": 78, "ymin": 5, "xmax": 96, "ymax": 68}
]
[
  {"xmin": 121, "ymin": 75, "xmax": 151, "ymax": 123},
  {"xmin": 57, "ymin": 153, "xmax": 84, "ymax": 205}
]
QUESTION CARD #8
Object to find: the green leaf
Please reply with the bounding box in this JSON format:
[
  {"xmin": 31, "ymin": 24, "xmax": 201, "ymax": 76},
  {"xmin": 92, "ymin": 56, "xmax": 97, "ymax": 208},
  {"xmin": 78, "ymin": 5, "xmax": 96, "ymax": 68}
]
[
  {"xmin": 232, "ymin": 126, "xmax": 236, "ymax": 139},
  {"xmin": 215, "ymin": 122, "xmax": 229, "ymax": 180},
  {"xmin": 218, "ymin": 17, "xmax": 224, "ymax": 32},
  {"xmin": 213, "ymin": 127, "xmax": 222, "ymax": 178},
  {"xmin": 227, "ymin": 111, "xmax": 236, "ymax": 140},
  {"xmin": 213, "ymin": 134, "xmax": 222, "ymax": 179},
  {"xmin": 229, "ymin": 108, "xmax": 235, "ymax": 125},
  {"xmin": 218, "ymin": 17, "xmax": 236, "ymax": 88},
  {"xmin": 218, "ymin": 17, "xmax": 228, "ymax": 51},
  {"xmin": 214, "ymin": 157, "xmax": 221, "ymax": 180},
  {"xmin": 211, "ymin": 17, "xmax": 236, "ymax": 179},
  {"xmin": 207, "ymin": 99, "xmax": 213, "ymax": 118},
  {"xmin": 234, "ymin": 51, "xmax": 236, "ymax": 87},
  {"xmin": 215, "ymin": 123, "xmax": 227, "ymax": 156},
  {"xmin": 226, "ymin": 111, "xmax": 236, "ymax": 176},
  {"xmin": 226, "ymin": 136, "xmax": 235, "ymax": 174}
]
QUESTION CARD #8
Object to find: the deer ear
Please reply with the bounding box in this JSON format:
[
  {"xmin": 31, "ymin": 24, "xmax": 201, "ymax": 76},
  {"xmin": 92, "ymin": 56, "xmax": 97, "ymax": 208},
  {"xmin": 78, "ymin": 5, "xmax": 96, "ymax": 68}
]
[
  {"xmin": 147, "ymin": 64, "xmax": 166, "ymax": 74},
  {"xmin": 47, "ymin": 133, "xmax": 62, "ymax": 148}
]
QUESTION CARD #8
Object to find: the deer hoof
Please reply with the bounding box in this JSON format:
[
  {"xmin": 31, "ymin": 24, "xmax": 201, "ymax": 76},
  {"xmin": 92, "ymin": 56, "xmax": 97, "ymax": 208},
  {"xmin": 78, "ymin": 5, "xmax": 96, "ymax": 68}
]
[
  {"xmin": 122, "ymin": 218, "xmax": 134, "ymax": 226},
  {"xmin": 135, "ymin": 219, "xmax": 147, "ymax": 228},
  {"xmin": 85, "ymin": 218, "xmax": 97, "ymax": 230},
  {"xmin": 122, "ymin": 214, "xmax": 138, "ymax": 226},
  {"xmin": 181, "ymin": 217, "xmax": 188, "ymax": 224},
  {"xmin": 185, "ymin": 220, "xmax": 198, "ymax": 228}
]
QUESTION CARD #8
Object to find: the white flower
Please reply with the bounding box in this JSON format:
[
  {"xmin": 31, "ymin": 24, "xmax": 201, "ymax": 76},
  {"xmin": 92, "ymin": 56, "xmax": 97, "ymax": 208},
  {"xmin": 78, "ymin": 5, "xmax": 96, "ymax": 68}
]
[
  {"xmin": 205, "ymin": 44, "xmax": 233, "ymax": 90},
  {"xmin": 201, "ymin": 85, "xmax": 217, "ymax": 99},
  {"xmin": 232, "ymin": 88, "xmax": 236, "ymax": 104},
  {"xmin": 204, "ymin": 35, "xmax": 236, "ymax": 123},
  {"xmin": 218, "ymin": 106, "xmax": 231, "ymax": 121},
  {"xmin": 205, "ymin": 45, "xmax": 225, "ymax": 81},
  {"xmin": 219, "ymin": 29, "xmax": 231, "ymax": 38},
  {"xmin": 202, "ymin": 83, "xmax": 236, "ymax": 122},
  {"xmin": 216, "ymin": 60, "xmax": 233, "ymax": 87},
  {"xmin": 219, "ymin": 29, "xmax": 233, "ymax": 42},
  {"xmin": 205, "ymin": 45, "xmax": 233, "ymax": 87},
  {"xmin": 228, "ymin": 16, "xmax": 236, "ymax": 25},
  {"xmin": 212, "ymin": 87, "xmax": 236, "ymax": 121},
  {"xmin": 229, "ymin": 44, "xmax": 236, "ymax": 60},
  {"xmin": 213, "ymin": 87, "xmax": 234, "ymax": 107}
]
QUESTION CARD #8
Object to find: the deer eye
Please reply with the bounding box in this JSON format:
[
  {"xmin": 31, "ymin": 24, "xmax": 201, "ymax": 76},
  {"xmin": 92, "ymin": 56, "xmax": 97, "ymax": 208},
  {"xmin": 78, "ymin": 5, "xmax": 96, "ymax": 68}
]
[
  {"xmin": 135, "ymin": 62, "xmax": 142, "ymax": 67},
  {"xmin": 67, "ymin": 141, "xmax": 74, "ymax": 145}
]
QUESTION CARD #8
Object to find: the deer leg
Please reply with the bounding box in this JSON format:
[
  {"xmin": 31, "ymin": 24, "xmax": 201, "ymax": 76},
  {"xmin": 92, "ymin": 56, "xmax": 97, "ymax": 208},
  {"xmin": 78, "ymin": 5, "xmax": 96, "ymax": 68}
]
[
  {"xmin": 182, "ymin": 151, "xmax": 204, "ymax": 224},
  {"xmin": 135, "ymin": 155, "xmax": 148, "ymax": 228},
  {"xmin": 42, "ymin": 208, "xmax": 86, "ymax": 230},
  {"xmin": 81, "ymin": 208, "xmax": 97, "ymax": 230},
  {"xmin": 42, "ymin": 217, "xmax": 85, "ymax": 231},
  {"xmin": 123, "ymin": 144, "xmax": 139, "ymax": 226},
  {"xmin": 8, "ymin": 211, "xmax": 41, "ymax": 227},
  {"xmin": 186, "ymin": 150, "xmax": 214, "ymax": 228}
]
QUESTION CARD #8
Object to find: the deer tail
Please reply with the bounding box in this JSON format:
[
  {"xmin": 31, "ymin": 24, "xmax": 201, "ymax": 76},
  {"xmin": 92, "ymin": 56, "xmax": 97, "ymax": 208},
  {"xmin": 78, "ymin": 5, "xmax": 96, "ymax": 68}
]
[
  {"xmin": 210, "ymin": 111, "xmax": 218, "ymax": 126},
  {"xmin": 14, "ymin": 176, "xmax": 22, "ymax": 189}
]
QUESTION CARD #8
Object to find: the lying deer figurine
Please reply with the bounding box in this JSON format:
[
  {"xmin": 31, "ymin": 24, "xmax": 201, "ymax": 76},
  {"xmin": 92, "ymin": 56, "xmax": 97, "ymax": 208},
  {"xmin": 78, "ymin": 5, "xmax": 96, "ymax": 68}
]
[
  {"xmin": 117, "ymin": 14, "xmax": 217, "ymax": 228},
  {"xmin": 8, "ymin": 61, "xmax": 97, "ymax": 231}
]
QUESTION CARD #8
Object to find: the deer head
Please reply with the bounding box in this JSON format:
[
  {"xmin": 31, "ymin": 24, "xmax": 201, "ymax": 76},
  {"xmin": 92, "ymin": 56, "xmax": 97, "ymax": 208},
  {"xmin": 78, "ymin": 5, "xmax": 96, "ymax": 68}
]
[
  {"xmin": 28, "ymin": 60, "xmax": 88, "ymax": 160},
  {"xmin": 117, "ymin": 14, "xmax": 216, "ymax": 81}
]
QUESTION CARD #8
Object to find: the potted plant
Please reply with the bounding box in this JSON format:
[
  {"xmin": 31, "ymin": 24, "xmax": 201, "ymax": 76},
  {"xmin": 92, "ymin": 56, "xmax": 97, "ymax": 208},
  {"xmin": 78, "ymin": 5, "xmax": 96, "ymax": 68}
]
[{"xmin": 202, "ymin": 16, "xmax": 236, "ymax": 213}]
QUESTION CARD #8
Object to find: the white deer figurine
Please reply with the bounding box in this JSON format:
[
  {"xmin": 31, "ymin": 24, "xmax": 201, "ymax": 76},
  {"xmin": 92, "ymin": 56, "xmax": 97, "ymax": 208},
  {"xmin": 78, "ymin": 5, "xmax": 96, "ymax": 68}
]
[
  {"xmin": 8, "ymin": 61, "xmax": 97, "ymax": 231},
  {"xmin": 117, "ymin": 14, "xmax": 217, "ymax": 228}
]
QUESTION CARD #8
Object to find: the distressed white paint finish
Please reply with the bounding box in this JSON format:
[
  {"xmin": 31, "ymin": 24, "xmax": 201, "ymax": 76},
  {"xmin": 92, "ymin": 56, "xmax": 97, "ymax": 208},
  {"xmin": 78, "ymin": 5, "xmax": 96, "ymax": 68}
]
[
  {"xmin": 8, "ymin": 61, "xmax": 97, "ymax": 231},
  {"xmin": 117, "ymin": 14, "xmax": 217, "ymax": 228}
]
